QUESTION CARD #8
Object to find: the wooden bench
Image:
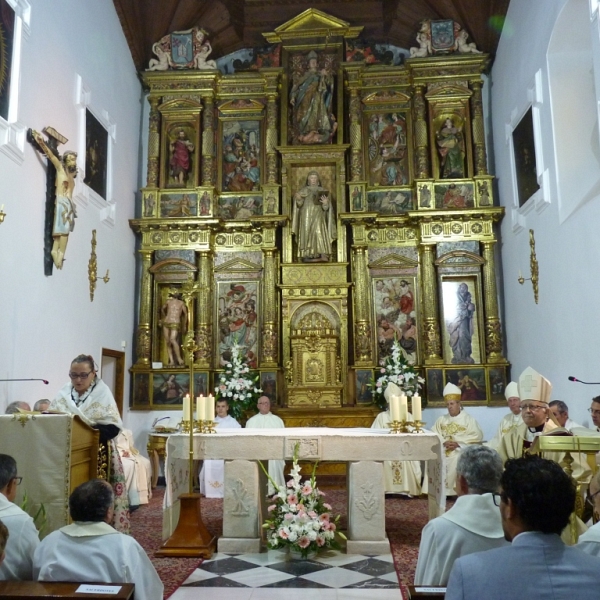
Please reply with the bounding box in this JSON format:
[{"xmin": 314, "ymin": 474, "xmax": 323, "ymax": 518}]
[
  {"xmin": 0, "ymin": 581, "xmax": 135, "ymax": 599},
  {"xmin": 407, "ymin": 585, "xmax": 446, "ymax": 599}
]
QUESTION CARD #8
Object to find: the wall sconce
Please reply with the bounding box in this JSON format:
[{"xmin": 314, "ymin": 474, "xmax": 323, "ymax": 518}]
[
  {"xmin": 518, "ymin": 228, "xmax": 539, "ymax": 304},
  {"xmin": 88, "ymin": 229, "xmax": 109, "ymax": 302},
  {"xmin": 0, "ymin": 204, "xmax": 5, "ymax": 224}
]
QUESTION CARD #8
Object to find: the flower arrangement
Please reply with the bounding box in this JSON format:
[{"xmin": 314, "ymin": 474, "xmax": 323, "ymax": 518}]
[
  {"xmin": 370, "ymin": 338, "xmax": 425, "ymax": 410},
  {"xmin": 261, "ymin": 446, "xmax": 345, "ymax": 558},
  {"xmin": 214, "ymin": 342, "xmax": 262, "ymax": 420}
]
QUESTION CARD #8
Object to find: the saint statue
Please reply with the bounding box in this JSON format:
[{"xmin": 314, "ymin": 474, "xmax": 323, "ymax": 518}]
[
  {"xmin": 436, "ymin": 118, "xmax": 465, "ymax": 179},
  {"xmin": 169, "ymin": 129, "xmax": 194, "ymax": 186},
  {"xmin": 291, "ymin": 171, "xmax": 337, "ymax": 262},
  {"xmin": 289, "ymin": 51, "xmax": 336, "ymax": 145}
]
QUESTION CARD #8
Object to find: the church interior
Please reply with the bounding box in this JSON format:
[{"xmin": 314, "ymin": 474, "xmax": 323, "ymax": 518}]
[{"xmin": 2, "ymin": 0, "xmax": 600, "ymax": 596}]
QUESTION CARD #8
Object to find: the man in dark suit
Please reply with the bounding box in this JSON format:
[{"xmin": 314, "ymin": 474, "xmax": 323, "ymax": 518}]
[{"xmin": 446, "ymin": 455, "xmax": 600, "ymax": 600}]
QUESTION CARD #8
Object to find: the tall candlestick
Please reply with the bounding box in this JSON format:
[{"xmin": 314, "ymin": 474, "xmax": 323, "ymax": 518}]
[
  {"xmin": 206, "ymin": 394, "xmax": 215, "ymax": 422},
  {"xmin": 183, "ymin": 394, "xmax": 190, "ymax": 421},
  {"xmin": 196, "ymin": 395, "xmax": 205, "ymax": 422},
  {"xmin": 412, "ymin": 394, "xmax": 422, "ymax": 421},
  {"xmin": 399, "ymin": 394, "xmax": 408, "ymax": 422},
  {"xmin": 390, "ymin": 395, "xmax": 400, "ymax": 422}
]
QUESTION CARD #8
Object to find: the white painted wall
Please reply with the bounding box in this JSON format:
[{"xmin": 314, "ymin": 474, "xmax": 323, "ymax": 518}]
[
  {"xmin": 491, "ymin": 0, "xmax": 600, "ymax": 430},
  {"xmin": 0, "ymin": 2, "xmax": 142, "ymax": 431}
]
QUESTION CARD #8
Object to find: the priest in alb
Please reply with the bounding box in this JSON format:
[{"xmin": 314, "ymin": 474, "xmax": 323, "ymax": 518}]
[
  {"xmin": 426, "ymin": 383, "xmax": 483, "ymax": 496},
  {"xmin": 245, "ymin": 395, "xmax": 285, "ymax": 494},
  {"xmin": 486, "ymin": 381, "xmax": 523, "ymax": 451},
  {"xmin": 200, "ymin": 398, "xmax": 241, "ymax": 498},
  {"xmin": 371, "ymin": 381, "xmax": 422, "ymax": 496}
]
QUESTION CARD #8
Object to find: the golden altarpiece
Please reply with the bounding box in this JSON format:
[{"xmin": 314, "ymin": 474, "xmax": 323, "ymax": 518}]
[{"xmin": 130, "ymin": 11, "xmax": 509, "ymax": 430}]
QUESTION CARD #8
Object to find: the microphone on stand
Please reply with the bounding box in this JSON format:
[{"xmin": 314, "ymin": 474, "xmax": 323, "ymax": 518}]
[
  {"xmin": 0, "ymin": 379, "xmax": 49, "ymax": 384},
  {"xmin": 568, "ymin": 376, "xmax": 600, "ymax": 385}
]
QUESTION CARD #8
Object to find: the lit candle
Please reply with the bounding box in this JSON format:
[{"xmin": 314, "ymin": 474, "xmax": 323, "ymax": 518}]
[
  {"xmin": 399, "ymin": 394, "xmax": 408, "ymax": 422},
  {"xmin": 412, "ymin": 394, "xmax": 422, "ymax": 422},
  {"xmin": 206, "ymin": 394, "xmax": 215, "ymax": 422},
  {"xmin": 182, "ymin": 394, "xmax": 190, "ymax": 421},
  {"xmin": 390, "ymin": 395, "xmax": 400, "ymax": 422},
  {"xmin": 196, "ymin": 395, "xmax": 205, "ymax": 422}
]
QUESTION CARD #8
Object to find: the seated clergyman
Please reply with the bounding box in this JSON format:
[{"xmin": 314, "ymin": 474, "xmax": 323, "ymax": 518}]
[
  {"xmin": 33, "ymin": 479, "xmax": 163, "ymax": 600},
  {"xmin": 445, "ymin": 455, "xmax": 600, "ymax": 600},
  {"xmin": 414, "ymin": 445, "xmax": 508, "ymax": 585}
]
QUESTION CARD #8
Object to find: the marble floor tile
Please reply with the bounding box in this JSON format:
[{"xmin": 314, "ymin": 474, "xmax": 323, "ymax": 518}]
[
  {"xmin": 224, "ymin": 565, "xmax": 296, "ymax": 587},
  {"xmin": 299, "ymin": 566, "xmax": 372, "ymax": 588}
]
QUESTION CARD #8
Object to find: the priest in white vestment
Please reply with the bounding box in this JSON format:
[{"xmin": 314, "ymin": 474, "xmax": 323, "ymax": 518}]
[
  {"xmin": 115, "ymin": 429, "xmax": 152, "ymax": 507},
  {"xmin": 425, "ymin": 383, "xmax": 483, "ymax": 496},
  {"xmin": 577, "ymin": 470, "xmax": 600, "ymax": 556},
  {"xmin": 200, "ymin": 398, "xmax": 241, "ymax": 498},
  {"xmin": 549, "ymin": 400, "xmax": 582, "ymax": 431},
  {"xmin": 415, "ymin": 445, "xmax": 508, "ymax": 585},
  {"xmin": 486, "ymin": 381, "xmax": 523, "ymax": 451},
  {"xmin": 371, "ymin": 382, "xmax": 421, "ymax": 496},
  {"xmin": 33, "ymin": 479, "xmax": 162, "ymax": 600},
  {"xmin": 0, "ymin": 454, "xmax": 40, "ymax": 580},
  {"xmin": 245, "ymin": 396, "xmax": 285, "ymax": 494}
]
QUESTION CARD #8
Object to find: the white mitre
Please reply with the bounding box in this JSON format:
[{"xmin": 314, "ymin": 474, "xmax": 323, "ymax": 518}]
[
  {"xmin": 518, "ymin": 366, "xmax": 552, "ymax": 404},
  {"xmin": 443, "ymin": 382, "xmax": 461, "ymax": 401},
  {"xmin": 384, "ymin": 381, "xmax": 402, "ymax": 403},
  {"xmin": 504, "ymin": 381, "xmax": 519, "ymax": 401}
]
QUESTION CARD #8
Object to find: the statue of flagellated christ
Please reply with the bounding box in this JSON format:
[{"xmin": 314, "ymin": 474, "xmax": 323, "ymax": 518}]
[{"xmin": 291, "ymin": 170, "xmax": 337, "ymax": 262}]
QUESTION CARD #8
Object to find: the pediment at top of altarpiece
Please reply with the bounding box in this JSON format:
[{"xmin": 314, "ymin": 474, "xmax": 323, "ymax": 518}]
[
  {"xmin": 213, "ymin": 257, "xmax": 263, "ymax": 273},
  {"xmin": 368, "ymin": 253, "xmax": 418, "ymax": 270}
]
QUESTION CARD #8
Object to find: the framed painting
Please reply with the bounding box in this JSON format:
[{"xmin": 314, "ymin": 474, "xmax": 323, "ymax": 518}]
[
  {"xmin": 417, "ymin": 182, "xmax": 433, "ymax": 209},
  {"xmin": 364, "ymin": 111, "xmax": 410, "ymax": 187},
  {"xmin": 373, "ymin": 276, "xmax": 418, "ymax": 365},
  {"xmin": 132, "ymin": 373, "xmax": 150, "ymax": 407},
  {"xmin": 512, "ymin": 107, "xmax": 539, "ymax": 207},
  {"xmin": 349, "ymin": 183, "xmax": 365, "ymax": 212},
  {"xmin": 143, "ymin": 191, "xmax": 157, "ymax": 218},
  {"xmin": 152, "ymin": 372, "xmax": 189, "ymax": 406},
  {"xmin": 220, "ymin": 119, "xmax": 261, "ymax": 192},
  {"xmin": 367, "ymin": 188, "xmax": 413, "ymax": 214},
  {"xmin": 198, "ymin": 188, "xmax": 212, "ymax": 217},
  {"xmin": 445, "ymin": 368, "xmax": 487, "ymax": 402},
  {"xmin": 434, "ymin": 182, "xmax": 474, "ymax": 209},
  {"xmin": 216, "ymin": 281, "xmax": 259, "ymax": 367},
  {"xmin": 160, "ymin": 192, "xmax": 198, "ymax": 217},
  {"xmin": 83, "ymin": 109, "xmax": 108, "ymax": 200},
  {"xmin": 440, "ymin": 275, "xmax": 483, "ymax": 365},
  {"xmin": 355, "ymin": 369, "xmax": 373, "ymax": 404},
  {"xmin": 426, "ymin": 369, "xmax": 444, "ymax": 402},
  {"xmin": 0, "ymin": 0, "xmax": 15, "ymax": 121},
  {"xmin": 217, "ymin": 194, "xmax": 262, "ymax": 220},
  {"xmin": 489, "ymin": 366, "xmax": 507, "ymax": 402},
  {"xmin": 263, "ymin": 186, "xmax": 279, "ymax": 215},
  {"xmin": 260, "ymin": 371, "xmax": 277, "ymax": 404}
]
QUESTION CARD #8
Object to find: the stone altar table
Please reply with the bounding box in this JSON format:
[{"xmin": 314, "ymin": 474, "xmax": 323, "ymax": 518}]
[{"xmin": 164, "ymin": 427, "xmax": 445, "ymax": 554}]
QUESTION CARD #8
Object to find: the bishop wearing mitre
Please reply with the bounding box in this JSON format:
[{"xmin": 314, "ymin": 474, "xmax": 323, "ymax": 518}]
[
  {"xmin": 371, "ymin": 381, "xmax": 422, "ymax": 496},
  {"xmin": 486, "ymin": 381, "xmax": 523, "ymax": 451}
]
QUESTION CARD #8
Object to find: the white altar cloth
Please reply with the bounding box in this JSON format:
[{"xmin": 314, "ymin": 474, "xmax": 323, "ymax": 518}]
[{"xmin": 163, "ymin": 427, "xmax": 446, "ymax": 553}]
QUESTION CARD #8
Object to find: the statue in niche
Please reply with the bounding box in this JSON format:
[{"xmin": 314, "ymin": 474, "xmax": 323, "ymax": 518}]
[
  {"xmin": 289, "ymin": 51, "xmax": 336, "ymax": 145},
  {"xmin": 291, "ymin": 171, "xmax": 337, "ymax": 263},
  {"xmin": 161, "ymin": 291, "xmax": 188, "ymax": 367},
  {"xmin": 436, "ymin": 118, "xmax": 465, "ymax": 179},
  {"xmin": 169, "ymin": 129, "xmax": 194, "ymax": 186}
]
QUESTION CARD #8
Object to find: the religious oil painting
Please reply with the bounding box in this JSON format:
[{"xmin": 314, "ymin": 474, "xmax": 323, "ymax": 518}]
[
  {"xmin": 489, "ymin": 366, "xmax": 507, "ymax": 402},
  {"xmin": 446, "ymin": 368, "xmax": 487, "ymax": 402},
  {"xmin": 83, "ymin": 109, "xmax": 108, "ymax": 200},
  {"xmin": 368, "ymin": 189, "xmax": 413, "ymax": 214},
  {"xmin": 373, "ymin": 276, "xmax": 418, "ymax": 365},
  {"xmin": 365, "ymin": 111, "xmax": 409, "ymax": 186},
  {"xmin": 440, "ymin": 276, "xmax": 483, "ymax": 365},
  {"xmin": 288, "ymin": 49, "xmax": 339, "ymax": 145},
  {"xmin": 198, "ymin": 190, "xmax": 212, "ymax": 216},
  {"xmin": 221, "ymin": 120, "xmax": 261, "ymax": 192},
  {"xmin": 426, "ymin": 369, "xmax": 444, "ymax": 402},
  {"xmin": 133, "ymin": 373, "xmax": 150, "ymax": 407},
  {"xmin": 263, "ymin": 188, "xmax": 278, "ymax": 215},
  {"xmin": 0, "ymin": 0, "xmax": 15, "ymax": 121},
  {"xmin": 434, "ymin": 182, "xmax": 474, "ymax": 209},
  {"xmin": 349, "ymin": 184, "xmax": 365, "ymax": 212},
  {"xmin": 512, "ymin": 107, "xmax": 539, "ymax": 207},
  {"xmin": 193, "ymin": 373, "xmax": 209, "ymax": 398},
  {"xmin": 143, "ymin": 192, "xmax": 156, "ymax": 218},
  {"xmin": 418, "ymin": 182, "xmax": 433, "ymax": 209},
  {"xmin": 160, "ymin": 193, "xmax": 198, "ymax": 218},
  {"xmin": 216, "ymin": 281, "xmax": 259, "ymax": 368},
  {"xmin": 152, "ymin": 372, "xmax": 189, "ymax": 406},
  {"xmin": 355, "ymin": 369, "xmax": 373, "ymax": 404},
  {"xmin": 217, "ymin": 195, "xmax": 262, "ymax": 220},
  {"xmin": 166, "ymin": 125, "xmax": 196, "ymax": 188},
  {"xmin": 260, "ymin": 371, "xmax": 277, "ymax": 404}
]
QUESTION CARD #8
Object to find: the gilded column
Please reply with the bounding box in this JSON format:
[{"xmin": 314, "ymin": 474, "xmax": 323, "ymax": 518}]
[
  {"xmin": 146, "ymin": 96, "xmax": 160, "ymax": 188},
  {"xmin": 352, "ymin": 245, "xmax": 372, "ymax": 365},
  {"xmin": 421, "ymin": 243, "xmax": 443, "ymax": 364},
  {"xmin": 135, "ymin": 249, "xmax": 153, "ymax": 366},
  {"xmin": 481, "ymin": 240, "xmax": 505, "ymax": 363},
  {"xmin": 413, "ymin": 85, "xmax": 430, "ymax": 179},
  {"xmin": 261, "ymin": 248, "xmax": 278, "ymax": 366},
  {"xmin": 201, "ymin": 94, "xmax": 215, "ymax": 186},
  {"xmin": 265, "ymin": 79, "xmax": 279, "ymax": 182},
  {"xmin": 195, "ymin": 250, "xmax": 213, "ymax": 368},
  {"xmin": 349, "ymin": 87, "xmax": 363, "ymax": 182},
  {"xmin": 471, "ymin": 81, "xmax": 488, "ymax": 175}
]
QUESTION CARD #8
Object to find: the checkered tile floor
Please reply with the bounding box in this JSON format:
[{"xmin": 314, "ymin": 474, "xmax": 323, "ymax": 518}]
[{"xmin": 168, "ymin": 549, "xmax": 401, "ymax": 599}]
